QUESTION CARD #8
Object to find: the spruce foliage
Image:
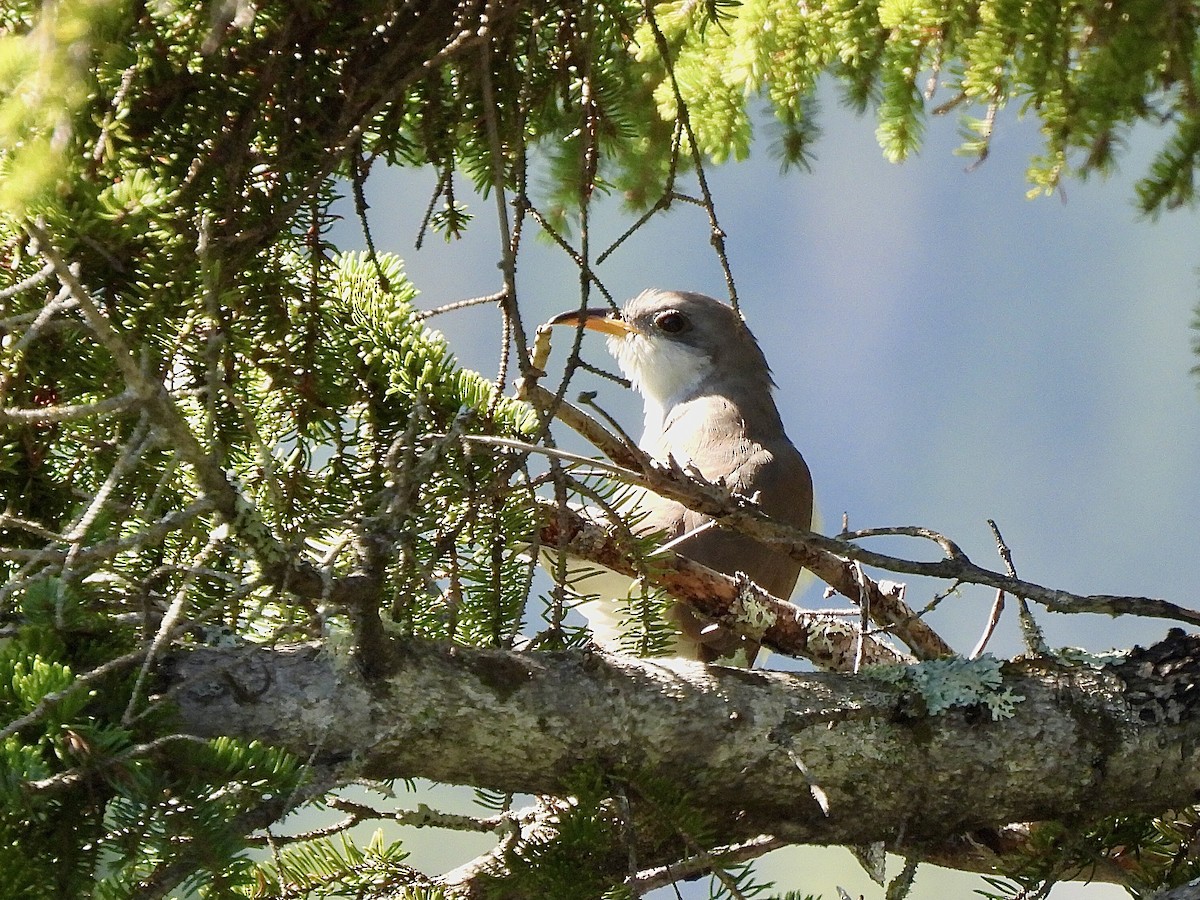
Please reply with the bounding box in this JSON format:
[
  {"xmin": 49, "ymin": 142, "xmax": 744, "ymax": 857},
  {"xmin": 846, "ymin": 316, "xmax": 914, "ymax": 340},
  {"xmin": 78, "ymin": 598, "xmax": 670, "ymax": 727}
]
[{"xmin": 2, "ymin": 0, "xmax": 1200, "ymax": 896}]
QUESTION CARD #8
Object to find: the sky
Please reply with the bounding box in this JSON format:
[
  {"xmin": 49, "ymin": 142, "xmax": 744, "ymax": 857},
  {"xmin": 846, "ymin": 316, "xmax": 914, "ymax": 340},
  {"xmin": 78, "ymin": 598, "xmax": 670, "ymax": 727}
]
[{"xmin": 324, "ymin": 88, "xmax": 1198, "ymax": 899}]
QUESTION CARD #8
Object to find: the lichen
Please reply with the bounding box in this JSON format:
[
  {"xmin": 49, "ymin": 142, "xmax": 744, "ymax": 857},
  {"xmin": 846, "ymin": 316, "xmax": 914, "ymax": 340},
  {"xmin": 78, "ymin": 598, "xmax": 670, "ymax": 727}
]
[
  {"xmin": 808, "ymin": 617, "xmax": 855, "ymax": 653},
  {"xmin": 730, "ymin": 577, "xmax": 778, "ymax": 638},
  {"xmin": 1052, "ymin": 646, "xmax": 1129, "ymax": 668},
  {"xmin": 865, "ymin": 655, "xmax": 1025, "ymax": 721}
]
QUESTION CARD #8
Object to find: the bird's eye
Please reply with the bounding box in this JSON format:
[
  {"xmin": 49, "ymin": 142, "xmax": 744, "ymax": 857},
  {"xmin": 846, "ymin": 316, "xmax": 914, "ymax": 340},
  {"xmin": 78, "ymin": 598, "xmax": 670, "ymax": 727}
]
[{"xmin": 655, "ymin": 311, "xmax": 688, "ymax": 334}]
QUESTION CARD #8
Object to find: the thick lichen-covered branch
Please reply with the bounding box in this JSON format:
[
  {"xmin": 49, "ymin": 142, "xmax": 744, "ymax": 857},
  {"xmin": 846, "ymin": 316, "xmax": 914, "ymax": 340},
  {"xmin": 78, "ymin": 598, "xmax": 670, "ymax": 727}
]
[{"xmin": 161, "ymin": 632, "xmax": 1200, "ymax": 885}]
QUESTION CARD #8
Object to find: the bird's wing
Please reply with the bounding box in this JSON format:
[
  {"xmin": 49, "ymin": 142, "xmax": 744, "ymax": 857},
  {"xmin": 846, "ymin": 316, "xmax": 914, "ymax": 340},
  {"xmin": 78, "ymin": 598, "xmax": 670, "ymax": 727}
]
[
  {"xmin": 635, "ymin": 400, "xmax": 813, "ymax": 662},
  {"xmin": 728, "ymin": 439, "xmax": 814, "ymax": 532},
  {"xmin": 559, "ymin": 396, "xmax": 815, "ymax": 663},
  {"xmin": 671, "ymin": 441, "xmax": 811, "ymax": 598}
]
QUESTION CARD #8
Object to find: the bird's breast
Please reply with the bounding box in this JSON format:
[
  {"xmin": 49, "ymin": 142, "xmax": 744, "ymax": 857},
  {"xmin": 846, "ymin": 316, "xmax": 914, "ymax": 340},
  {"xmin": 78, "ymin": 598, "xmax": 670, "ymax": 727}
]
[{"xmin": 650, "ymin": 398, "xmax": 756, "ymax": 478}]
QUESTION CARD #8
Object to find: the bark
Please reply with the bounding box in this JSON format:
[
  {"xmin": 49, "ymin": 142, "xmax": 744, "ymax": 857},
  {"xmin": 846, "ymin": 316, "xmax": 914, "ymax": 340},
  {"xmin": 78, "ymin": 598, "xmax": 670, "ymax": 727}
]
[
  {"xmin": 160, "ymin": 630, "xmax": 1200, "ymax": 860},
  {"xmin": 535, "ymin": 499, "xmax": 908, "ymax": 670}
]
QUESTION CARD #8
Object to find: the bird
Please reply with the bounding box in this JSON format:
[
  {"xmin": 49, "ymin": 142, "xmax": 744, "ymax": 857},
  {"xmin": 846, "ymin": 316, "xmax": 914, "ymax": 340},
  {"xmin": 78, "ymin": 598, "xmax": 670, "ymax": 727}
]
[{"xmin": 548, "ymin": 289, "xmax": 813, "ymax": 664}]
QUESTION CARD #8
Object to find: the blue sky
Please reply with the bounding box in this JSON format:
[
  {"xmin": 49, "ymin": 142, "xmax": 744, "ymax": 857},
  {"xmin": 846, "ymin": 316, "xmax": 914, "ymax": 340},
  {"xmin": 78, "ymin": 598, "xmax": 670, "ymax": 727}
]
[{"xmin": 328, "ymin": 92, "xmax": 1196, "ymax": 898}]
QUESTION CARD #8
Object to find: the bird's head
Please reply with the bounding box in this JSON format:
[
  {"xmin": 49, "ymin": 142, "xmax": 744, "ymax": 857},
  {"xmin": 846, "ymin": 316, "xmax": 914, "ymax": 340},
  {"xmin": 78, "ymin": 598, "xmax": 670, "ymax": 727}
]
[{"xmin": 550, "ymin": 289, "xmax": 774, "ymax": 414}]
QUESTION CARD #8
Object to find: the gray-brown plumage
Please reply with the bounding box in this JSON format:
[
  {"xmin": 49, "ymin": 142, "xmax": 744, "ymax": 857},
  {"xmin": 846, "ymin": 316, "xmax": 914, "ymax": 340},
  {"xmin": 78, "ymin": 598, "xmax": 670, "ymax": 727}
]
[{"xmin": 550, "ymin": 289, "xmax": 813, "ymax": 663}]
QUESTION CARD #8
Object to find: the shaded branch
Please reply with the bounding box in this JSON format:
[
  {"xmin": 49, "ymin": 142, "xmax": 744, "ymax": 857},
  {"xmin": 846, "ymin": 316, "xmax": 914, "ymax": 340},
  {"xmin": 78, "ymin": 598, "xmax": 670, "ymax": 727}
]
[{"xmin": 536, "ymin": 499, "xmax": 908, "ymax": 670}]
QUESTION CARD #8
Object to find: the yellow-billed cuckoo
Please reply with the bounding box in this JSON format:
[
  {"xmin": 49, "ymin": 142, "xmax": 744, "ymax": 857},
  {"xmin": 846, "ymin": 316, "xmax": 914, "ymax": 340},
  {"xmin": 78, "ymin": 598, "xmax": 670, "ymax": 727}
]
[{"xmin": 550, "ymin": 289, "xmax": 813, "ymax": 664}]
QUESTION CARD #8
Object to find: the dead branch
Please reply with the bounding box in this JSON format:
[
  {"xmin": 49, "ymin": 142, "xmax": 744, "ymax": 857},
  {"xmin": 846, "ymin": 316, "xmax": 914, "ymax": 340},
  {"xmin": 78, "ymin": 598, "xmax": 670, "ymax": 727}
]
[{"xmin": 537, "ymin": 499, "xmax": 908, "ymax": 670}]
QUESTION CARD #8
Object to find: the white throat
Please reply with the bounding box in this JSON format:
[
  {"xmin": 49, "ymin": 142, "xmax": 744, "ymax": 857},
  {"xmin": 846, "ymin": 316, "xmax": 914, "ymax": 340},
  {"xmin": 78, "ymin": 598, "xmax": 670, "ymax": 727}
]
[{"xmin": 606, "ymin": 332, "xmax": 709, "ymax": 446}]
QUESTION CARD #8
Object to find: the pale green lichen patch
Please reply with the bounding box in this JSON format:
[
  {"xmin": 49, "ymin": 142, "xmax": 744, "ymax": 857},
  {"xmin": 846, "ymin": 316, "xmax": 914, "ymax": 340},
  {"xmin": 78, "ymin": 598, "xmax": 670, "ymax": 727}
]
[
  {"xmin": 865, "ymin": 655, "xmax": 1025, "ymax": 721},
  {"xmin": 730, "ymin": 588, "xmax": 778, "ymax": 638},
  {"xmin": 1052, "ymin": 647, "xmax": 1129, "ymax": 667},
  {"xmin": 808, "ymin": 617, "xmax": 856, "ymax": 653}
]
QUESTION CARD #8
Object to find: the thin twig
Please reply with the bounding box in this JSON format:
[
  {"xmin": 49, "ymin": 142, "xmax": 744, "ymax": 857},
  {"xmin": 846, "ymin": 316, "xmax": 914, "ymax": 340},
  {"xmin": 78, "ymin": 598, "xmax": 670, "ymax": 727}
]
[
  {"xmin": 59, "ymin": 417, "xmax": 158, "ymax": 626},
  {"xmin": 839, "ymin": 524, "xmax": 968, "ymax": 563},
  {"xmin": 25, "ymin": 734, "xmax": 208, "ymax": 793},
  {"xmin": 577, "ymin": 392, "xmax": 641, "ymax": 450},
  {"xmin": 0, "ymin": 262, "xmax": 55, "ymax": 303},
  {"xmin": 477, "ymin": 12, "xmax": 518, "ymax": 324},
  {"xmin": 3, "ymin": 283, "xmax": 74, "ymax": 360},
  {"xmin": 89, "ymin": 62, "xmax": 138, "ymax": 164},
  {"xmin": 853, "ymin": 561, "xmax": 870, "ymax": 673},
  {"xmin": 988, "ymin": 518, "xmax": 1048, "ymax": 655},
  {"xmin": 971, "ymin": 589, "xmax": 1006, "ymax": 659},
  {"xmin": 123, "ymin": 524, "xmax": 229, "ymax": 723},
  {"xmin": 415, "ymin": 161, "xmax": 453, "ymax": 251},
  {"xmin": 460, "ymin": 433, "xmax": 644, "ymax": 481},
  {"xmin": 0, "ymin": 499, "xmax": 213, "ymax": 569},
  {"xmin": 350, "ymin": 144, "xmax": 390, "ymax": 292},
  {"xmin": 625, "ymin": 836, "xmax": 784, "ymax": 894},
  {"xmin": 575, "ymin": 356, "xmax": 631, "ymax": 387},
  {"xmin": 413, "ymin": 291, "xmax": 506, "ymax": 321},
  {"xmin": 0, "ymin": 646, "xmax": 149, "ymax": 742},
  {"xmin": 644, "ymin": 4, "xmax": 738, "ymax": 310}
]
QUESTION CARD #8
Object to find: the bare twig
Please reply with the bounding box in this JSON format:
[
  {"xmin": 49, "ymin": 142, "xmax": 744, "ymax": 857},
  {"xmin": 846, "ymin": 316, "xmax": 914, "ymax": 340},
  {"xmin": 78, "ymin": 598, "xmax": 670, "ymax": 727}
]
[
  {"xmin": 414, "ymin": 291, "xmax": 506, "ymax": 321},
  {"xmin": 522, "ymin": 202, "xmax": 614, "ymax": 304},
  {"xmin": 478, "ymin": 22, "xmax": 517, "ymax": 309},
  {"xmin": 971, "ymin": 589, "xmax": 1006, "ymax": 659},
  {"xmin": 0, "ymin": 646, "xmax": 149, "ymax": 742},
  {"xmin": 839, "ymin": 524, "xmax": 967, "ymax": 563},
  {"xmin": 515, "ymin": 382, "xmax": 645, "ymax": 471},
  {"xmin": 123, "ymin": 523, "xmax": 229, "ymax": 723},
  {"xmin": 625, "ymin": 835, "xmax": 785, "ymax": 894},
  {"xmin": 0, "ymin": 262, "xmax": 54, "ymax": 303},
  {"xmin": 2, "ymin": 283, "xmax": 74, "ymax": 364},
  {"xmin": 643, "ymin": 4, "xmax": 738, "ymax": 310},
  {"xmin": 0, "ymin": 499, "xmax": 214, "ymax": 569},
  {"xmin": 59, "ymin": 416, "xmax": 158, "ymax": 625},
  {"xmin": 25, "ymin": 734, "xmax": 208, "ymax": 793},
  {"xmin": 853, "ymin": 561, "xmax": 870, "ymax": 673},
  {"xmin": 988, "ymin": 518, "xmax": 1048, "ymax": 655},
  {"xmin": 931, "ymin": 90, "xmax": 969, "ymax": 115},
  {"xmin": 261, "ymin": 796, "xmax": 514, "ymax": 847}
]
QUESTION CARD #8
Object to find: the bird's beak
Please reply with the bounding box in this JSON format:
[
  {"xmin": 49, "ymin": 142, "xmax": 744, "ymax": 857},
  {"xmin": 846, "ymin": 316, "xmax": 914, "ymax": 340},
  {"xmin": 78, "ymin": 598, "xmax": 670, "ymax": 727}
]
[{"xmin": 548, "ymin": 308, "xmax": 640, "ymax": 337}]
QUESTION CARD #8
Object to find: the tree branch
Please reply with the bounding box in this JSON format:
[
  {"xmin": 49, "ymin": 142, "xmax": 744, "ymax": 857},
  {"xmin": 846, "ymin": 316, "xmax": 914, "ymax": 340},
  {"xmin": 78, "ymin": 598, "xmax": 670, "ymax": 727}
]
[
  {"xmin": 517, "ymin": 368, "xmax": 1200, "ymax": 635},
  {"xmin": 161, "ymin": 630, "xmax": 1200, "ymax": 884},
  {"xmin": 639, "ymin": 455, "xmax": 1200, "ymax": 631},
  {"xmin": 536, "ymin": 499, "xmax": 908, "ymax": 670}
]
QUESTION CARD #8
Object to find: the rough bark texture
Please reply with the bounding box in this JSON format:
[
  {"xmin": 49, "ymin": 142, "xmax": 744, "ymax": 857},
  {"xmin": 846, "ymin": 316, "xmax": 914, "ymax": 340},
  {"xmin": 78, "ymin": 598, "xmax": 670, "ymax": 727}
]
[
  {"xmin": 536, "ymin": 499, "xmax": 908, "ymax": 669},
  {"xmin": 161, "ymin": 630, "xmax": 1200, "ymax": 851}
]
